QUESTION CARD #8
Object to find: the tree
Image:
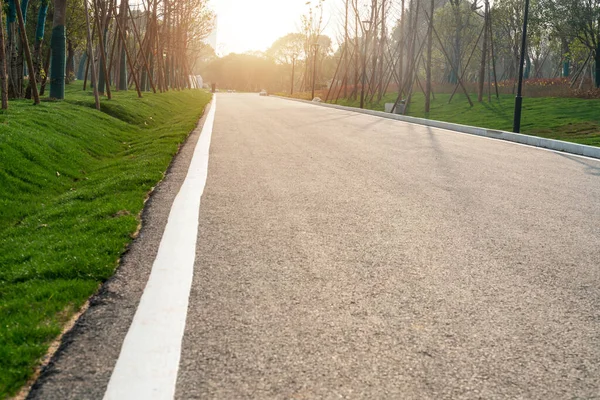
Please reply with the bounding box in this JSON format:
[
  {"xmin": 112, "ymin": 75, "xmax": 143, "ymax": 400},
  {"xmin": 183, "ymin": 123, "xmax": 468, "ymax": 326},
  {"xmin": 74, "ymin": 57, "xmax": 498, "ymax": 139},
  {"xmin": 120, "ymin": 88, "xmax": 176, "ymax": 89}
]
[
  {"xmin": 180, "ymin": 0, "xmax": 215, "ymax": 68},
  {"xmin": 94, "ymin": 0, "xmax": 110, "ymax": 94},
  {"xmin": 34, "ymin": 0, "xmax": 50, "ymax": 68},
  {"xmin": 266, "ymin": 33, "xmax": 332, "ymax": 94},
  {"xmin": 6, "ymin": 0, "xmax": 20, "ymax": 98},
  {"xmin": 543, "ymin": 0, "xmax": 600, "ymax": 87},
  {"xmin": 267, "ymin": 33, "xmax": 305, "ymax": 65},
  {"xmin": 0, "ymin": 0, "xmax": 214, "ymax": 107},
  {"xmin": 117, "ymin": 0, "xmax": 128, "ymax": 90},
  {"xmin": 49, "ymin": 0, "xmax": 66, "ymax": 99},
  {"xmin": 26, "ymin": 0, "xmax": 49, "ymax": 98},
  {"xmin": 448, "ymin": 0, "xmax": 471, "ymax": 84},
  {"xmin": 267, "ymin": 33, "xmax": 304, "ymax": 94},
  {"xmin": 14, "ymin": 0, "xmax": 40, "ymax": 104},
  {"xmin": 191, "ymin": 42, "xmax": 217, "ymax": 75},
  {"xmin": 435, "ymin": 0, "xmax": 483, "ymax": 83},
  {"xmin": 426, "ymin": 0, "xmax": 435, "ymax": 110},
  {"xmin": 203, "ymin": 53, "xmax": 281, "ymax": 92},
  {"xmin": 492, "ymin": 0, "xmax": 530, "ymax": 80},
  {"xmin": 0, "ymin": 0, "xmax": 8, "ymax": 108},
  {"xmin": 300, "ymin": 0, "xmax": 326, "ymax": 91},
  {"xmin": 64, "ymin": 0, "xmax": 86, "ymax": 84}
]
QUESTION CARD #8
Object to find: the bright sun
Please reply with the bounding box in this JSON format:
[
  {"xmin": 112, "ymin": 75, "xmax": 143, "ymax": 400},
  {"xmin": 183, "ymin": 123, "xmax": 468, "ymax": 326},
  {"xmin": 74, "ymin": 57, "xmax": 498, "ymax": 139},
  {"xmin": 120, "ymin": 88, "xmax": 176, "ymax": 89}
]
[{"xmin": 212, "ymin": 0, "xmax": 333, "ymax": 55}]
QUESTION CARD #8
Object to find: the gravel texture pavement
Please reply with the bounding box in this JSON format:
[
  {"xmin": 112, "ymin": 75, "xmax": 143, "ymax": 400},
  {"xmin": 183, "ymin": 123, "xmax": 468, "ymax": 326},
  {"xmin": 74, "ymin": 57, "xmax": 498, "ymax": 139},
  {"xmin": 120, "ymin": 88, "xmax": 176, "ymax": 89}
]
[{"xmin": 176, "ymin": 94, "xmax": 600, "ymax": 399}]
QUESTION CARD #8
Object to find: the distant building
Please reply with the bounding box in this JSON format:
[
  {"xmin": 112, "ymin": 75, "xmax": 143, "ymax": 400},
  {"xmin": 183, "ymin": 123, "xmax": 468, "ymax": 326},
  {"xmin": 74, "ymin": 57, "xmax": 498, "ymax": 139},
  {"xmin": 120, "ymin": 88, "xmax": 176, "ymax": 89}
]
[{"xmin": 196, "ymin": 75, "xmax": 204, "ymax": 89}]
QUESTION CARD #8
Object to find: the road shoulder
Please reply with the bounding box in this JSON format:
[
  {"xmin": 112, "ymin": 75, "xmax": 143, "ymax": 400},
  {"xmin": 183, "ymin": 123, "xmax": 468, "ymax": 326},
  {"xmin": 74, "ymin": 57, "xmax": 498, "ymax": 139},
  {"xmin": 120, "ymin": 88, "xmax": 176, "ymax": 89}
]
[{"xmin": 25, "ymin": 101, "xmax": 214, "ymax": 400}]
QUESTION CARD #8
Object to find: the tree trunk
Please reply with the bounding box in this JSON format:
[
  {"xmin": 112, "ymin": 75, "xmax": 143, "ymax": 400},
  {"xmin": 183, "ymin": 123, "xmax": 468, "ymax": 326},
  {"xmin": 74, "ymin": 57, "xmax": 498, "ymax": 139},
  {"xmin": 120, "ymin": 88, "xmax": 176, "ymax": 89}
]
[
  {"xmin": 39, "ymin": 46, "xmax": 50, "ymax": 95},
  {"xmin": 451, "ymin": 5, "xmax": 462, "ymax": 85},
  {"xmin": 141, "ymin": 64, "xmax": 148, "ymax": 91},
  {"xmin": 118, "ymin": 0, "xmax": 128, "ymax": 90},
  {"xmin": 7, "ymin": 0, "xmax": 21, "ymax": 98},
  {"xmin": 94, "ymin": 0, "xmax": 112, "ymax": 97},
  {"xmin": 425, "ymin": 0, "xmax": 434, "ymax": 112},
  {"xmin": 397, "ymin": 0, "xmax": 405, "ymax": 98},
  {"xmin": 14, "ymin": 0, "xmax": 39, "ymax": 104},
  {"xmin": 595, "ymin": 46, "xmax": 600, "ymax": 88},
  {"xmin": 27, "ymin": 0, "xmax": 48, "ymax": 99},
  {"xmin": 118, "ymin": 42, "xmax": 128, "ymax": 90},
  {"xmin": 77, "ymin": 52, "xmax": 87, "ymax": 80},
  {"xmin": 291, "ymin": 58, "xmax": 295, "ymax": 94},
  {"xmin": 477, "ymin": 1, "xmax": 489, "ymax": 102},
  {"xmin": 127, "ymin": 3, "xmax": 155, "ymax": 93},
  {"xmin": 95, "ymin": 0, "xmax": 109, "ymax": 94},
  {"xmin": 49, "ymin": 0, "xmax": 66, "ymax": 99},
  {"xmin": 20, "ymin": 0, "xmax": 30, "ymax": 22},
  {"xmin": 98, "ymin": 28, "xmax": 109, "ymax": 93},
  {"xmin": 377, "ymin": 0, "xmax": 386, "ymax": 101},
  {"xmin": 343, "ymin": 0, "xmax": 349, "ymax": 98},
  {"xmin": 7, "ymin": 0, "xmax": 16, "ymax": 35},
  {"xmin": 0, "ymin": 0, "xmax": 8, "ymax": 109},
  {"xmin": 83, "ymin": 0, "xmax": 100, "ymax": 109},
  {"xmin": 34, "ymin": 0, "xmax": 49, "ymax": 67},
  {"xmin": 66, "ymin": 39, "xmax": 75, "ymax": 83},
  {"xmin": 562, "ymin": 38, "xmax": 570, "ymax": 78},
  {"xmin": 369, "ymin": 0, "xmax": 377, "ymax": 97},
  {"xmin": 353, "ymin": 0, "xmax": 359, "ymax": 99},
  {"xmin": 113, "ymin": 9, "xmax": 142, "ymax": 97},
  {"xmin": 16, "ymin": 0, "xmax": 30, "ymax": 94}
]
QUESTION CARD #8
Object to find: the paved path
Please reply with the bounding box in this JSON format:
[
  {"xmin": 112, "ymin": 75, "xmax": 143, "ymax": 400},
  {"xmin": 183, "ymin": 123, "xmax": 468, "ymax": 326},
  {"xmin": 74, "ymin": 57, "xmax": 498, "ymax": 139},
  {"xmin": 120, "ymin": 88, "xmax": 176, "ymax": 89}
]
[{"xmin": 30, "ymin": 94, "xmax": 600, "ymax": 399}]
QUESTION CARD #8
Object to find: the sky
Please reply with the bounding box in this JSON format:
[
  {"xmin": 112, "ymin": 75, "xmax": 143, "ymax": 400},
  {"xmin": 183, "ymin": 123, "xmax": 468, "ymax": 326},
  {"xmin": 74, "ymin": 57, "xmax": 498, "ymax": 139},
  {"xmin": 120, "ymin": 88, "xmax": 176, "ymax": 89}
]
[{"xmin": 209, "ymin": 0, "xmax": 338, "ymax": 56}]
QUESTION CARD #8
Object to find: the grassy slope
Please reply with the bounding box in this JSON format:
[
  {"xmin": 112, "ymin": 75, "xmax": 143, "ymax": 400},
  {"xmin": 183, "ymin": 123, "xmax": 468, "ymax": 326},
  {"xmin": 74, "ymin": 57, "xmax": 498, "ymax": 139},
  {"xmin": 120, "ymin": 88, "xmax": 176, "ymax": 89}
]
[
  {"xmin": 334, "ymin": 93, "xmax": 600, "ymax": 147},
  {"xmin": 0, "ymin": 86, "xmax": 211, "ymax": 397}
]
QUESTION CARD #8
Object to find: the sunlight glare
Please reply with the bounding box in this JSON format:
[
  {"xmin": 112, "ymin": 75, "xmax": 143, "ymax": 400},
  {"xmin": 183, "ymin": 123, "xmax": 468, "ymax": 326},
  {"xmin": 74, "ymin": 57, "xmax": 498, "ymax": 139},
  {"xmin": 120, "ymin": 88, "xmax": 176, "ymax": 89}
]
[{"xmin": 211, "ymin": 0, "xmax": 332, "ymax": 55}]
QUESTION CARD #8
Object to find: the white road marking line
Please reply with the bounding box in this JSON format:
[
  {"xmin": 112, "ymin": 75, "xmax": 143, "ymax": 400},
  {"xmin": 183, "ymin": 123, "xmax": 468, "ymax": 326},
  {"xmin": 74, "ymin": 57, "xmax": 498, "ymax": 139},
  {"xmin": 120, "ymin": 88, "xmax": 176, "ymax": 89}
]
[{"xmin": 103, "ymin": 96, "xmax": 217, "ymax": 400}]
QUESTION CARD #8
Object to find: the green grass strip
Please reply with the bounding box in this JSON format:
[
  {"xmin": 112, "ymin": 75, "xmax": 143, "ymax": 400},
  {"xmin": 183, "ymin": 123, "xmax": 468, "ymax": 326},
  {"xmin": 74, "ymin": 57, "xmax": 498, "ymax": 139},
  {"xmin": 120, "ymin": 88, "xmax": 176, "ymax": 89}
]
[{"xmin": 0, "ymin": 86, "xmax": 212, "ymax": 398}]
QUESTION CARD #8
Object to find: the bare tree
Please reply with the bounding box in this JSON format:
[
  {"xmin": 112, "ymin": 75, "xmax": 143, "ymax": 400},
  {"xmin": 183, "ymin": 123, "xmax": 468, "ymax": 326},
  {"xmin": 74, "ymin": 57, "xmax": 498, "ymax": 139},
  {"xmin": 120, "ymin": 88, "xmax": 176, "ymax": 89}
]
[{"xmin": 0, "ymin": 0, "xmax": 8, "ymax": 109}]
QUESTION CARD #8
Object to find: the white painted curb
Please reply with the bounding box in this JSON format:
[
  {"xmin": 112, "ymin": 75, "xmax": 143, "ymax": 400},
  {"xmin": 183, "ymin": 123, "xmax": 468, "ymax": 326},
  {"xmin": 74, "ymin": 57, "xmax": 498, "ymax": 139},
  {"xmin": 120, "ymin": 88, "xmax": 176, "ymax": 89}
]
[{"xmin": 274, "ymin": 96, "xmax": 600, "ymax": 161}]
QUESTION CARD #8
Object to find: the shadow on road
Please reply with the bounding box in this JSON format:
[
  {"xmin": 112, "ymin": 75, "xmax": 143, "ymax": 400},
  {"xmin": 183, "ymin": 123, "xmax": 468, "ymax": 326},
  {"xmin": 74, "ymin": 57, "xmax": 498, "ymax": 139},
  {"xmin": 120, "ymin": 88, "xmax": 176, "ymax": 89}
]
[
  {"xmin": 294, "ymin": 113, "xmax": 360, "ymax": 128},
  {"xmin": 554, "ymin": 152, "xmax": 600, "ymax": 177}
]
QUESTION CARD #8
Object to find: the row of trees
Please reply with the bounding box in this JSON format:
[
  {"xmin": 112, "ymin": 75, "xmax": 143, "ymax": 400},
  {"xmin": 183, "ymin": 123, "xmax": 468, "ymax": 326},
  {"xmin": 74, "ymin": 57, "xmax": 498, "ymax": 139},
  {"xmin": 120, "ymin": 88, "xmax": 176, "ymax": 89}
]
[
  {"xmin": 198, "ymin": 0, "xmax": 336, "ymax": 93},
  {"xmin": 0, "ymin": 0, "xmax": 214, "ymax": 109},
  {"xmin": 321, "ymin": 0, "xmax": 600, "ymax": 109},
  {"xmin": 198, "ymin": 32, "xmax": 336, "ymax": 94},
  {"xmin": 197, "ymin": 0, "xmax": 600, "ymax": 102}
]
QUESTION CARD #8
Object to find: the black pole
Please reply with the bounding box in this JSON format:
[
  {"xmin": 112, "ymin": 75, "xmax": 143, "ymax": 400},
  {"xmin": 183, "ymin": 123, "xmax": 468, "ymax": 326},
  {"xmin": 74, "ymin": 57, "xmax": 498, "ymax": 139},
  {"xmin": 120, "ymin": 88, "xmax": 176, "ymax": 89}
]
[
  {"xmin": 311, "ymin": 45, "xmax": 318, "ymax": 99},
  {"xmin": 360, "ymin": 30, "xmax": 369, "ymax": 109},
  {"xmin": 513, "ymin": 0, "xmax": 530, "ymax": 133}
]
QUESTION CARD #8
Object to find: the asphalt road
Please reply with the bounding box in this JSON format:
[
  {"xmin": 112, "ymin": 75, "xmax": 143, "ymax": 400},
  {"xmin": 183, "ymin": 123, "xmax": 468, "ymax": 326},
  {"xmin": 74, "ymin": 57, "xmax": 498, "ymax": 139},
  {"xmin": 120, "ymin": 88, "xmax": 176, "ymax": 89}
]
[{"xmin": 31, "ymin": 94, "xmax": 600, "ymax": 399}]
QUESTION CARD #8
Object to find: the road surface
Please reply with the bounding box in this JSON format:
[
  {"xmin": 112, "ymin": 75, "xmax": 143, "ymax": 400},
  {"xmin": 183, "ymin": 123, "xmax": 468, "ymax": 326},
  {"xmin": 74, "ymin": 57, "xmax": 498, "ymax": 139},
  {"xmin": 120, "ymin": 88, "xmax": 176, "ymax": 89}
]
[{"xmin": 29, "ymin": 94, "xmax": 600, "ymax": 399}]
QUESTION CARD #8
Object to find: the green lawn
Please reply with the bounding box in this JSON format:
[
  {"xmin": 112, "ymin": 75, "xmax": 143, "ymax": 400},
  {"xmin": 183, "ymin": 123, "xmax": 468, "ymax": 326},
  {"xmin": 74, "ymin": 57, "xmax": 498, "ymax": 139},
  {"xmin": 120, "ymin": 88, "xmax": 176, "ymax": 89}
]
[
  {"xmin": 334, "ymin": 92, "xmax": 600, "ymax": 147},
  {"xmin": 0, "ymin": 86, "xmax": 211, "ymax": 398}
]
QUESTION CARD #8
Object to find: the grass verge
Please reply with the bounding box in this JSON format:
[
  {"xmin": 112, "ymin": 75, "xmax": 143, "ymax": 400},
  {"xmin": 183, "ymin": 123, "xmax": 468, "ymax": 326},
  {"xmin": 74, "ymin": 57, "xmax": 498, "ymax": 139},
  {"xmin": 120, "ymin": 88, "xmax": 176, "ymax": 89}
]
[
  {"xmin": 279, "ymin": 91, "xmax": 600, "ymax": 147},
  {"xmin": 0, "ymin": 85, "xmax": 211, "ymax": 398}
]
